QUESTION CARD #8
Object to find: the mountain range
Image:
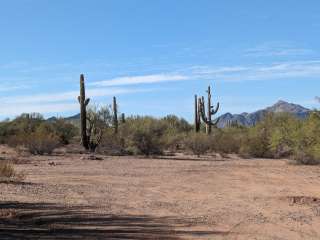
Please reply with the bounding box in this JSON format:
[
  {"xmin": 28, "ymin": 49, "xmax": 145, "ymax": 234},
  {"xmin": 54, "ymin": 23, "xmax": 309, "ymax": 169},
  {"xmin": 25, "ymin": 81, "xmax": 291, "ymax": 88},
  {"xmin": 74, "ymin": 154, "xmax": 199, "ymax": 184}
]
[
  {"xmin": 48, "ymin": 100, "xmax": 312, "ymax": 128},
  {"xmin": 217, "ymin": 100, "xmax": 311, "ymax": 128}
]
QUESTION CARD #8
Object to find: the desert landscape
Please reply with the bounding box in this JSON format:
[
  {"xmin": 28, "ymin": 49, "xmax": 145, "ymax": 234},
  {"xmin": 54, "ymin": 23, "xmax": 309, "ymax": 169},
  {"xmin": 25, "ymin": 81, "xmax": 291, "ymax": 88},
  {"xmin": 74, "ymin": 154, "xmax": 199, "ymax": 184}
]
[
  {"xmin": 1, "ymin": 1, "xmax": 320, "ymax": 239},
  {"xmin": 1, "ymin": 144, "xmax": 320, "ymax": 240}
]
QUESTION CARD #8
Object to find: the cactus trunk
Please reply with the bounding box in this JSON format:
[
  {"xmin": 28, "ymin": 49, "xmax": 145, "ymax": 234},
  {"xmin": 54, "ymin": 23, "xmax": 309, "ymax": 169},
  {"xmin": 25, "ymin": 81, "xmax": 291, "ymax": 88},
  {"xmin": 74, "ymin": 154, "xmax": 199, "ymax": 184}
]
[
  {"xmin": 113, "ymin": 96, "xmax": 118, "ymax": 134},
  {"xmin": 206, "ymin": 86, "xmax": 212, "ymax": 134},
  {"xmin": 78, "ymin": 74, "xmax": 90, "ymax": 150},
  {"xmin": 194, "ymin": 95, "xmax": 200, "ymax": 132}
]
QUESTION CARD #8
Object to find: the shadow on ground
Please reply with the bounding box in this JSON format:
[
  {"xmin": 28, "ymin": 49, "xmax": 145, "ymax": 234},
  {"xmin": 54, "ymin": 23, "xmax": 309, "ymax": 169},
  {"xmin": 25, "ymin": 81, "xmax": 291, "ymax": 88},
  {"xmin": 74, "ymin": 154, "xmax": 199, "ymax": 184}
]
[{"xmin": 0, "ymin": 201, "xmax": 227, "ymax": 239}]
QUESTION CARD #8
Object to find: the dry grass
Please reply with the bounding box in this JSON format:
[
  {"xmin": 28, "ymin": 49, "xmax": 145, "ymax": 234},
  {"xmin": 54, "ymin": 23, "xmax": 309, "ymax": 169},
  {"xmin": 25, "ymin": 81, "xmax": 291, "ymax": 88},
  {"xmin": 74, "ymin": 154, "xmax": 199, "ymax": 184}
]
[{"xmin": 0, "ymin": 161, "xmax": 25, "ymax": 182}]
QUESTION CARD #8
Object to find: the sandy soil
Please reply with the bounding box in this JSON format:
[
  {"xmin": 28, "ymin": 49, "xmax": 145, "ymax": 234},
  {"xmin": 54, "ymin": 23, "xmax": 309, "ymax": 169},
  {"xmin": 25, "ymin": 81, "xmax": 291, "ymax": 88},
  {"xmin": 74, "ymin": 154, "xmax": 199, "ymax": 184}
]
[{"xmin": 1, "ymin": 145, "xmax": 320, "ymax": 240}]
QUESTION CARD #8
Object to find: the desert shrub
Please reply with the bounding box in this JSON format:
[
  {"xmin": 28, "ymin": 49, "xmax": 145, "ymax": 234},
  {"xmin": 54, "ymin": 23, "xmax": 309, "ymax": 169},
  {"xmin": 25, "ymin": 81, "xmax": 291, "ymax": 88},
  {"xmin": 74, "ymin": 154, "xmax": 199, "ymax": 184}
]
[
  {"xmin": 0, "ymin": 113, "xmax": 77, "ymax": 148},
  {"xmin": 0, "ymin": 113, "xmax": 44, "ymax": 144},
  {"xmin": 160, "ymin": 115, "xmax": 192, "ymax": 134},
  {"xmin": 8, "ymin": 123, "xmax": 61, "ymax": 155},
  {"xmin": 291, "ymin": 112, "xmax": 320, "ymax": 164},
  {"xmin": 120, "ymin": 116, "xmax": 166, "ymax": 156},
  {"xmin": 184, "ymin": 132, "xmax": 212, "ymax": 156},
  {"xmin": 212, "ymin": 127, "xmax": 248, "ymax": 154},
  {"xmin": 240, "ymin": 113, "xmax": 275, "ymax": 158},
  {"xmin": 162, "ymin": 132, "xmax": 187, "ymax": 152},
  {"xmin": 0, "ymin": 161, "xmax": 25, "ymax": 182},
  {"xmin": 268, "ymin": 114, "xmax": 301, "ymax": 158},
  {"xmin": 50, "ymin": 118, "xmax": 78, "ymax": 144},
  {"xmin": 98, "ymin": 128, "xmax": 126, "ymax": 155},
  {"xmin": 293, "ymin": 147, "xmax": 320, "ymax": 165}
]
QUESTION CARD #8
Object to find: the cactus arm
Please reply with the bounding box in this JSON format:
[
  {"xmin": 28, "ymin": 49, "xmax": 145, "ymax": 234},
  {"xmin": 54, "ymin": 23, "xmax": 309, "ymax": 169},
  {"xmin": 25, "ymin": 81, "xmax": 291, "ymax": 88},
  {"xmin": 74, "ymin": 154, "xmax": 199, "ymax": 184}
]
[
  {"xmin": 211, "ymin": 102, "xmax": 220, "ymax": 115},
  {"xmin": 197, "ymin": 85, "xmax": 220, "ymax": 134},
  {"xmin": 208, "ymin": 117, "xmax": 220, "ymax": 126}
]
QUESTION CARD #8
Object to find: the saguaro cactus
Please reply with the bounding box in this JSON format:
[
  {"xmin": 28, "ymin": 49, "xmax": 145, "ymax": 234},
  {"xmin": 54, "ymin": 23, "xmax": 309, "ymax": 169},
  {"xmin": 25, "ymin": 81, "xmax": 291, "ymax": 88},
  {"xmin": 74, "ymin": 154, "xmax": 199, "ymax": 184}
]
[
  {"xmin": 194, "ymin": 95, "xmax": 200, "ymax": 132},
  {"xmin": 199, "ymin": 85, "xmax": 220, "ymax": 134},
  {"xmin": 78, "ymin": 74, "xmax": 90, "ymax": 149},
  {"xmin": 113, "ymin": 96, "xmax": 118, "ymax": 134},
  {"xmin": 120, "ymin": 113, "xmax": 126, "ymax": 124}
]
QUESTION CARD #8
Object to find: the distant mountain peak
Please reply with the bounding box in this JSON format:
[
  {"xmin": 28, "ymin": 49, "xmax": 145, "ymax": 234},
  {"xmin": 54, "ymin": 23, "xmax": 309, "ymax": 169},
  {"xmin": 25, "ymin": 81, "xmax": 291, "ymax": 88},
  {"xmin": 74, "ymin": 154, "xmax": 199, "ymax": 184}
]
[
  {"xmin": 267, "ymin": 100, "xmax": 309, "ymax": 114},
  {"xmin": 218, "ymin": 100, "xmax": 311, "ymax": 128},
  {"xmin": 274, "ymin": 100, "xmax": 288, "ymax": 105}
]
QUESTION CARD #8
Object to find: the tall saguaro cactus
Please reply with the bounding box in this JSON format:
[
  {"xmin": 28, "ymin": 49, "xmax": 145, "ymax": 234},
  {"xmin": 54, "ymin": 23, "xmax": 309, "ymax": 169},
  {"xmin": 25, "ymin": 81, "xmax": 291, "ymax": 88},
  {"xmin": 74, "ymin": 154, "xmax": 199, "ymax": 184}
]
[
  {"xmin": 113, "ymin": 96, "xmax": 118, "ymax": 134},
  {"xmin": 199, "ymin": 85, "xmax": 220, "ymax": 134},
  {"xmin": 78, "ymin": 74, "xmax": 90, "ymax": 149},
  {"xmin": 194, "ymin": 95, "xmax": 200, "ymax": 132}
]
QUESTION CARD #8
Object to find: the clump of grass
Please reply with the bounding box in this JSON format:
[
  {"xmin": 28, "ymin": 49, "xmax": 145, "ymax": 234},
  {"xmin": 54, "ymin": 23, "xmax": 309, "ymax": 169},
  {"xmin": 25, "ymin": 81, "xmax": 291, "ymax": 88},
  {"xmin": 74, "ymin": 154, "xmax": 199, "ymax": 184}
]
[{"xmin": 0, "ymin": 161, "xmax": 25, "ymax": 182}]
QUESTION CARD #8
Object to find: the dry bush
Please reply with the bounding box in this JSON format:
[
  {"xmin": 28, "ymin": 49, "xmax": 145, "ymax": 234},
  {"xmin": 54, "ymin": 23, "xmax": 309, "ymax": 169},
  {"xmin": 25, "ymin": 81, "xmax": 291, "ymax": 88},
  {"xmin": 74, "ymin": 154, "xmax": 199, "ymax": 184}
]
[
  {"xmin": 0, "ymin": 161, "xmax": 25, "ymax": 182},
  {"xmin": 98, "ymin": 129, "xmax": 126, "ymax": 155},
  {"xmin": 8, "ymin": 132, "xmax": 60, "ymax": 155},
  {"xmin": 211, "ymin": 128, "xmax": 247, "ymax": 154},
  {"xmin": 26, "ymin": 132, "xmax": 60, "ymax": 155},
  {"xmin": 184, "ymin": 132, "xmax": 212, "ymax": 156}
]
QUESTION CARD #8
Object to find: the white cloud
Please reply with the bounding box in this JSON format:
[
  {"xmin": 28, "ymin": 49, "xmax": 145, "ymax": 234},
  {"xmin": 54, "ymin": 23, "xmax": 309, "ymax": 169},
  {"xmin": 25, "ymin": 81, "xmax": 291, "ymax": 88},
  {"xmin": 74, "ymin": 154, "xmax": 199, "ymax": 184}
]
[{"xmin": 91, "ymin": 74, "xmax": 190, "ymax": 87}]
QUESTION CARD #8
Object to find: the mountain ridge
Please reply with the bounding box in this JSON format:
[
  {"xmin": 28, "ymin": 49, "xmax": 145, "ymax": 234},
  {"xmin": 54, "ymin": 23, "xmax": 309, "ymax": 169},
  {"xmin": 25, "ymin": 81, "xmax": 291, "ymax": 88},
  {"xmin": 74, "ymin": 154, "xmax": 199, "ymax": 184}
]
[{"xmin": 217, "ymin": 100, "xmax": 311, "ymax": 128}]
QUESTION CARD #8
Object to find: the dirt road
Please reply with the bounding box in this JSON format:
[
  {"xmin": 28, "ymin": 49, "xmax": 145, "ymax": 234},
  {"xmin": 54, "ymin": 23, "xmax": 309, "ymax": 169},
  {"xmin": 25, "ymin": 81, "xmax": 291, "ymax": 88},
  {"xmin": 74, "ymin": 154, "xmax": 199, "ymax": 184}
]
[{"xmin": 1, "ymin": 146, "xmax": 320, "ymax": 239}]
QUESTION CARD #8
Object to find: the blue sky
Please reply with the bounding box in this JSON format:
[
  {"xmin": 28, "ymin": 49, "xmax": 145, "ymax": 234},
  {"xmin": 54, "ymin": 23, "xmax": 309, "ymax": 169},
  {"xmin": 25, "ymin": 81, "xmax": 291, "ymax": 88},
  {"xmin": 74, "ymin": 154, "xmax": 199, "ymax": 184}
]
[{"xmin": 1, "ymin": 0, "xmax": 320, "ymax": 121}]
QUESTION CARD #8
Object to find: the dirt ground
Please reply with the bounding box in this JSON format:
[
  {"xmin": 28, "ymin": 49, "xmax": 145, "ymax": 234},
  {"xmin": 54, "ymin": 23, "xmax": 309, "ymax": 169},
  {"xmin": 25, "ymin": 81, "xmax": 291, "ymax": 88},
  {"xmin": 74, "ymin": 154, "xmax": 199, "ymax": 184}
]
[{"xmin": 1, "ymin": 145, "xmax": 320, "ymax": 240}]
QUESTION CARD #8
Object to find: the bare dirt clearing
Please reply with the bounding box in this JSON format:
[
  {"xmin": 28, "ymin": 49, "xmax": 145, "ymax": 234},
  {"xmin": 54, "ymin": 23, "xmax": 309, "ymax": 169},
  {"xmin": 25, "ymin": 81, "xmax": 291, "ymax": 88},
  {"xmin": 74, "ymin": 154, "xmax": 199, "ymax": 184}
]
[{"xmin": 1, "ymin": 146, "xmax": 320, "ymax": 239}]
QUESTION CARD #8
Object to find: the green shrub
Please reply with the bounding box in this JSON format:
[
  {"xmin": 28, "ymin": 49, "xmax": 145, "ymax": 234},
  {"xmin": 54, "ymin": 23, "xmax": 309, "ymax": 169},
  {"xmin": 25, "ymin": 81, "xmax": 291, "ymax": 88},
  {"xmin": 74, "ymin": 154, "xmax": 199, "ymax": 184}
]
[
  {"xmin": 291, "ymin": 112, "xmax": 320, "ymax": 164},
  {"xmin": 268, "ymin": 113, "xmax": 301, "ymax": 158},
  {"xmin": 120, "ymin": 116, "xmax": 166, "ymax": 156}
]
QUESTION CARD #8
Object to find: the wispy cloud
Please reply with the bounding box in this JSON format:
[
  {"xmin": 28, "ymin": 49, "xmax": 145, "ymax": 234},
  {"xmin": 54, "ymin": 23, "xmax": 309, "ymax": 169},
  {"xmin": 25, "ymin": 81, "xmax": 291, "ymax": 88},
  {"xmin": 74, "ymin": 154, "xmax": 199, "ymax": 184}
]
[
  {"xmin": 244, "ymin": 42, "xmax": 314, "ymax": 57},
  {"xmin": 0, "ymin": 87, "xmax": 152, "ymax": 117},
  {"xmin": 91, "ymin": 74, "xmax": 190, "ymax": 87},
  {"xmin": 0, "ymin": 87, "xmax": 150, "ymax": 105},
  {"xmin": 0, "ymin": 103, "xmax": 79, "ymax": 117},
  {"xmin": 0, "ymin": 84, "xmax": 29, "ymax": 92},
  {"xmin": 191, "ymin": 60, "xmax": 320, "ymax": 82}
]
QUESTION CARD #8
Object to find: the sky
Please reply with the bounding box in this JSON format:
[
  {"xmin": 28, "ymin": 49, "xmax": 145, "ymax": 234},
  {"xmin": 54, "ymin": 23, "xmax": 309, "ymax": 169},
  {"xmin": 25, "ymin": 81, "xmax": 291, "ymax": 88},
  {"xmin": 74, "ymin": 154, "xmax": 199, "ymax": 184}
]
[{"xmin": 1, "ymin": 0, "xmax": 320, "ymax": 121}]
